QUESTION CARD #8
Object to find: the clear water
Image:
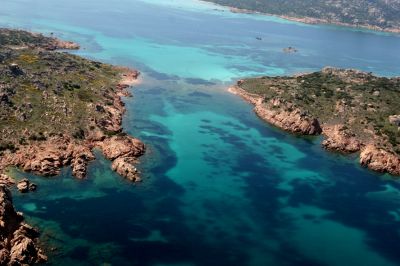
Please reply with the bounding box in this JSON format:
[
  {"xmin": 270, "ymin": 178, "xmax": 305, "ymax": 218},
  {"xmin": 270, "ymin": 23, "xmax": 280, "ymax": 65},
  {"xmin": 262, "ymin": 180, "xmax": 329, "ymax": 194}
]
[{"xmin": 2, "ymin": 0, "xmax": 400, "ymax": 265}]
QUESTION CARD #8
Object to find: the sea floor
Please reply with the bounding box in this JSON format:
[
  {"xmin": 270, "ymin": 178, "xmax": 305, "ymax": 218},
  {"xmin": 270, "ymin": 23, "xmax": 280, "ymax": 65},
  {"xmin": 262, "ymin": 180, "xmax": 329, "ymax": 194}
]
[{"xmin": 2, "ymin": 0, "xmax": 400, "ymax": 265}]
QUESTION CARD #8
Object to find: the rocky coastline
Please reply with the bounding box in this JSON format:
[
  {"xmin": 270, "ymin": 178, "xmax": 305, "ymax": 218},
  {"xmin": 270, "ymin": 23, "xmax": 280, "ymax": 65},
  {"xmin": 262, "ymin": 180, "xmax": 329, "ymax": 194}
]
[
  {"xmin": 0, "ymin": 29, "xmax": 147, "ymax": 264},
  {"xmin": 0, "ymin": 28, "xmax": 146, "ymax": 182},
  {"xmin": 0, "ymin": 183, "xmax": 47, "ymax": 265},
  {"xmin": 0, "ymin": 67, "xmax": 145, "ymax": 182},
  {"xmin": 228, "ymin": 87, "xmax": 322, "ymax": 135},
  {"xmin": 228, "ymin": 69, "xmax": 400, "ymax": 176}
]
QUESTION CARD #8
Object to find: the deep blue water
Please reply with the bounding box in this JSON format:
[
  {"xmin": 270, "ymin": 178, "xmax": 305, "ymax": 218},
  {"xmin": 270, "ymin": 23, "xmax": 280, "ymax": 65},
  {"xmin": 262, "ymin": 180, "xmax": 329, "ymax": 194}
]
[{"xmin": 2, "ymin": 0, "xmax": 400, "ymax": 265}]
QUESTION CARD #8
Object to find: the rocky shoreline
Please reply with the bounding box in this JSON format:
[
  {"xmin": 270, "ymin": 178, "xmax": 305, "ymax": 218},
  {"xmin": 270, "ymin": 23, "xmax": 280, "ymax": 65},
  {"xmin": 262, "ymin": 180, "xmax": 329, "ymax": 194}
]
[
  {"xmin": 228, "ymin": 84, "xmax": 400, "ymax": 176},
  {"xmin": 0, "ymin": 29, "xmax": 146, "ymax": 182},
  {"xmin": 0, "ymin": 68, "xmax": 145, "ymax": 182},
  {"xmin": 0, "ymin": 29, "xmax": 147, "ymax": 264}
]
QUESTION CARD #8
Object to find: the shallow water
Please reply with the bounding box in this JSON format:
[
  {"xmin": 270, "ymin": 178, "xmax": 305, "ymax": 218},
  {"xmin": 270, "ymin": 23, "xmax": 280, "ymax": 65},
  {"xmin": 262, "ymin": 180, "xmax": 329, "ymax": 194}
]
[{"xmin": 2, "ymin": 0, "xmax": 400, "ymax": 265}]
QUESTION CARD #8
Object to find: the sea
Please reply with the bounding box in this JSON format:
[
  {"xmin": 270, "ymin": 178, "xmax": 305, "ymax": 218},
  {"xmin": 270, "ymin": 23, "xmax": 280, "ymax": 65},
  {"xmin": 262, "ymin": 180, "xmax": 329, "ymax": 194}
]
[{"xmin": 1, "ymin": 0, "xmax": 400, "ymax": 265}]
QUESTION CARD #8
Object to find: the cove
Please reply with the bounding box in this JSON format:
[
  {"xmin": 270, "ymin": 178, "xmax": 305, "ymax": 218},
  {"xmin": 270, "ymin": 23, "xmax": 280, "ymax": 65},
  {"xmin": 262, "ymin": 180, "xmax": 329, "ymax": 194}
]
[{"xmin": 2, "ymin": 0, "xmax": 400, "ymax": 265}]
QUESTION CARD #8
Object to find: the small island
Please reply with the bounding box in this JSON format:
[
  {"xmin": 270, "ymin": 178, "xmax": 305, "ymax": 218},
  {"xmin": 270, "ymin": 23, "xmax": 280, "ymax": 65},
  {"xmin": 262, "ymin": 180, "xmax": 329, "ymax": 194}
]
[
  {"xmin": 230, "ymin": 67, "xmax": 400, "ymax": 176},
  {"xmin": 283, "ymin": 46, "xmax": 298, "ymax": 53},
  {"xmin": 0, "ymin": 29, "xmax": 145, "ymax": 264}
]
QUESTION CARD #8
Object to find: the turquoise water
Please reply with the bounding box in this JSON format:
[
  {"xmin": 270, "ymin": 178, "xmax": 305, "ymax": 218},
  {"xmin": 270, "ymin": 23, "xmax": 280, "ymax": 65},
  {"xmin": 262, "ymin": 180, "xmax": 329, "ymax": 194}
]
[{"xmin": 2, "ymin": 0, "xmax": 400, "ymax": 265}]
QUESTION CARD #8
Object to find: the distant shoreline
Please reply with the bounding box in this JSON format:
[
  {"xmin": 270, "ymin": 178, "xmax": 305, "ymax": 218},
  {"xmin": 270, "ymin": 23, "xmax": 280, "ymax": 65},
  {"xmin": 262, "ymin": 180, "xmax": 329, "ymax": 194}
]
[{"xmin": 201, "ymin": 0, "xmax": 400, "ymax": 34}]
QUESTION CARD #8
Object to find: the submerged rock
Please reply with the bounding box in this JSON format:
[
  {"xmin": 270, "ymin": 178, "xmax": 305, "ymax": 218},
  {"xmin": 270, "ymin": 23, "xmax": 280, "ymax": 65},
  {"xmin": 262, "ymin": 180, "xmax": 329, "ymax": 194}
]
[{"xmin": 29, "ymin": 183, "xmax": 37, "ymax": 192}]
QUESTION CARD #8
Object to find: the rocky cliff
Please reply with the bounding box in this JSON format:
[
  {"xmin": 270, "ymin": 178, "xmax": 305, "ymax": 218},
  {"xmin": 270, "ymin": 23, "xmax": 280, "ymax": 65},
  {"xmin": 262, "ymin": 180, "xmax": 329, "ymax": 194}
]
[{"xmin": 0, "ymin": 184, "xmax": 46, "ymax": 265}]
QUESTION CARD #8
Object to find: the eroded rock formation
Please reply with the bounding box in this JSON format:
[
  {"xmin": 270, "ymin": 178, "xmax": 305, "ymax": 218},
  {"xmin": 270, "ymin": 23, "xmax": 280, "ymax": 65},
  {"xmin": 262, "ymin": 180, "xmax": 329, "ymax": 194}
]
[
  {"xmin": 229, "ymin": 86, "xmax": 322, "ymax": 135},
  {"xmin": 360, "ymin": 145, "xmax": 400, "ymax": 175},
  {"xmin": 0, "ymin": 185, "xmax": 46, "ymax": 265},
  {"xmin": 98, "ymin": 135, "xmax": 145, "ymax": 182},
  {"xmin": 322, "ymin": 124, "xmax": 361, "ymax": 153}
]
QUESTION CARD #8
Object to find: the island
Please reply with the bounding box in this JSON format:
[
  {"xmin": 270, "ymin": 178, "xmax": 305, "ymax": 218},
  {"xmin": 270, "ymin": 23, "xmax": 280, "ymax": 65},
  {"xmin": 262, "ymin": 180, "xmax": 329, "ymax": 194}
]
[
  {"xmin": 0, "ymin": 28, "xmax": 145, "ymax": 265},
  {"xmin": 205, "ymin": 0, "xmax": 400, "ymax": 33},
  {"xmin": 229, "ymin": 67, "xmax": 400, "ymax": 176}
]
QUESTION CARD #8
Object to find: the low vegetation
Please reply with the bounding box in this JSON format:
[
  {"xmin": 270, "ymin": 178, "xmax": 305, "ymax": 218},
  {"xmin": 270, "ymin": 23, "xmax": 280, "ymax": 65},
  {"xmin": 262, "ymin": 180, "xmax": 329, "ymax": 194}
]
[
  {"xmin": 0, "ymin": 28, "xmax": 122, "ymax": 152},
  {"xmin": 206, "ymin": 0, "xmax": 400, "ymax": 32},
  {"xmin": 239, "ymin": 67, "xmax": 400, "ymax": 154}
]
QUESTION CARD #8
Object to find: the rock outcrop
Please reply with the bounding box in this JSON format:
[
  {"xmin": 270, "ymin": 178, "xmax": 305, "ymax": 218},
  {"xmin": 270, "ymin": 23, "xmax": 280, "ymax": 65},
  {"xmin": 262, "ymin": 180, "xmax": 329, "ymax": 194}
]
[
  {"xmin": 254, "ymin": 102, "xmax": 322, "ymax": 135},
  {"xmin": 16, "ymin": 179, "xmax": 37, "ymax": 193},
  {"xmin": 0, "ymin": 185, "xmax": 46, "ymax": 265},
  {"xmin": 0, "ymin": 137, "xmax": 95, "ymax": 179},
  {"xmin": 0, "ymin": 133, "xmax": 146, "ymax": 182},
  {"xmin": 50, "ymin": 39, "xmax": 80, "ymax": 50},
  {"xmin": 229, "ymin": 86, "xmax": 322, "ymax": 135},
  {"xmin": 97, "ymin": 135, "xmax": 145, "ymax": 182},
  {"xmin": 360, "ymin": 145, "xmax": 400, "ymax": 175},
  {"xmin": 112, "ymin": 157, "xmax": 141, "ymax": 182},
  {"xmin": 0, "ymin": 175, "xmax": 15, "ymax": 187},
  {"xmin": 322, "ymin": 124, "xmax": 361, "ymax": 153},
  {"xmin": 389, "ymin": 115, "xmax": 400, "ymax": 129}
]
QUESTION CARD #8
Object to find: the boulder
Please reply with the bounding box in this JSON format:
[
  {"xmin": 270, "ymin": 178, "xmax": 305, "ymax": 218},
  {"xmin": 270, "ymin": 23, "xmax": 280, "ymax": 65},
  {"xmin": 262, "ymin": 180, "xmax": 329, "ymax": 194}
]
[
  {"xmin": 16, "ymin": 179, "xmax": 37, "ymax": 193},
  {"xmin": 16, "ymin": 179, "xmax": 29, "ymax": 193},
  {"xmin": 389, "ymin": 115, "xmax": 400, "ymax": 127}
]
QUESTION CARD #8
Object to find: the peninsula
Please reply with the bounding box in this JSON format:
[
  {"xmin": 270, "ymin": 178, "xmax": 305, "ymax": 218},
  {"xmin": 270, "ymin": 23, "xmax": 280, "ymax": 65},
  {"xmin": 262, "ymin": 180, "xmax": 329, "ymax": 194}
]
[
  {"xmin": 205, "ymin": 0, "xmax": 400, "ymax": 33},
  {"xmin": 0, "ymin": 28, "xmax": 145, "ymax": 265},
  {"xmin": 230, "ymin": 67, "xmax": 400, "ymax": 176}
]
